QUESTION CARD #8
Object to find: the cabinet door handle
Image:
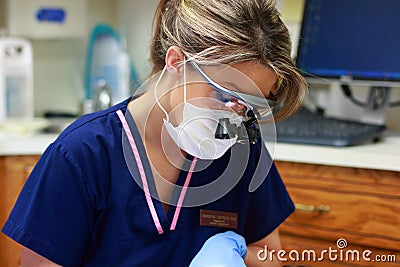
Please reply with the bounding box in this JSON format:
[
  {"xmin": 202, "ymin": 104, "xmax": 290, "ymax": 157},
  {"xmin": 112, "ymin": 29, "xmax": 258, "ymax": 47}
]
[{"xmin": 295, "ymin": 203, "xmax": 330, "ymax": 213}]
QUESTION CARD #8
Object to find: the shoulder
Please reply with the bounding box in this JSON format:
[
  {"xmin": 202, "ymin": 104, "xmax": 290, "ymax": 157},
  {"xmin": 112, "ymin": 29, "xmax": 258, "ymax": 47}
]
[
  {"xmin": 55, "ymin": 98, "xmax": 131, "ymax": 151},
  {"xmin": 39, "ymin": 98, "xmax": 132, "ymax": 176},
  {"xmin": 58, "ymin": 98, "xmax": 131, "ymax": 139}
]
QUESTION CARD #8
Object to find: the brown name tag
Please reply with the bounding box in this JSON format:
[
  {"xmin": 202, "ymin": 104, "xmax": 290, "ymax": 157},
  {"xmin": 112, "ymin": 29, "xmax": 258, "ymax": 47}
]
[{"xmin": 200, "ymin": 209, "xmax": 238, "ymax": 229}]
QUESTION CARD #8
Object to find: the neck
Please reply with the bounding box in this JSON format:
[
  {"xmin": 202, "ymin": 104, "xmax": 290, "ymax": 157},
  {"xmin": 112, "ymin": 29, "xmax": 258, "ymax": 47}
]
[
  {"xmin": 127, "ymin": 88, "xmax": 187, "ymax": 189},
  {"xmin": 128, "ymin": 91, "xmax": 165, "ymax": 146}
]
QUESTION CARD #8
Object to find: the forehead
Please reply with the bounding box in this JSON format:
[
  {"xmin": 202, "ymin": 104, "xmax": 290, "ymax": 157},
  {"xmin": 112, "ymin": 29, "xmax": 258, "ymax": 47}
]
[{"xmin": 229, "ymin": 61, "xmax": 278, "ymax": 97}]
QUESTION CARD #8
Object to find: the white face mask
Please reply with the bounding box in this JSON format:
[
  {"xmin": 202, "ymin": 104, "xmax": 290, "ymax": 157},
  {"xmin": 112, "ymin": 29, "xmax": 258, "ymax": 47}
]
[
  {"xmin": 155, "ymin": 59, "xmax": 241, "ymax": 160},
  {"xmin": 163, "ymin": 102, "xmax": 240, "ymax": 159}
]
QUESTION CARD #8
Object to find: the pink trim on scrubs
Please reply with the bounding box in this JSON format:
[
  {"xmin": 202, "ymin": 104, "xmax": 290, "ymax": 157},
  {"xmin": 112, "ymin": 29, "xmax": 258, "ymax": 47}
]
[
  {"xmin": 170, "ymin": 157, "xmax": 197, "ymax": 230},
  {"xmin": 117, "ymin": 110, "xmax": 197, "ymax": 234}
]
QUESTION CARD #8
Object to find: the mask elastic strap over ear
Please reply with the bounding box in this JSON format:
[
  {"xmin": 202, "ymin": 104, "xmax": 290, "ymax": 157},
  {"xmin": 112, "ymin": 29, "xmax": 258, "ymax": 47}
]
[
  {"xmin": 183, "ymin": 57, "xmax": 187, "ymax": 103},
  {"xmin": 154, "ymin": 66, "xmax": 169, "ymax": 121}
]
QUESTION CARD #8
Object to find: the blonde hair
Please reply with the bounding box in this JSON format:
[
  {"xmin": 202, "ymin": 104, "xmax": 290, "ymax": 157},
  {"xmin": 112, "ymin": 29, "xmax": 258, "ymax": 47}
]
[{"xmin": 150, "ymin": 0, "xmax": 308, "ymax": 120}]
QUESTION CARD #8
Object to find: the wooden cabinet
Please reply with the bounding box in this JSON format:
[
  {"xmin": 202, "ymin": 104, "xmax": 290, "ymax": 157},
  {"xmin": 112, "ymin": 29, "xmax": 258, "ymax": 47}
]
[
  {"xmin": 1, "ymin": 156, "xmax": 399, "ymax": 266},
  {"xmin": 277, "ymin": 161, "xmax": 400, "ymax": 267},
  {"xmin": 0, "ymin": 155, "xmax": 40, "ymax": 267}
]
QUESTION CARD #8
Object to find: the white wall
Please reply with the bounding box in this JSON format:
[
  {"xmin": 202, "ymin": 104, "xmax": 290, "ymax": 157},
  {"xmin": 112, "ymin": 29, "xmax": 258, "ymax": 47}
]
[
  {"xmin": 1, "ymin": 0, "xmax": 118, "ymax": 115},
  {"xmin": 117, "ymin": 0, "xmax": 159, "ymax": 81},
  {"xmin": 307, "ymin": 83, "xmax": 400, "ymax": 131},
  {"xmin": 1, "ymin": 0, "xmax": 399, "ymax": 131},
  {"xmin": 386, "ymin": 94, "xmax": 400, "ymax": 131},
  {"xmin": 33, "ymin": 0, "xmax": 118, "ymax": 115},
  {"xmin": 32, "ymin": 39, "xmax": 86, "ymax": 115},
  {"xmin": 0, "ymin": 0, "xmax": 5, "ymax": 27},
  {"xmin": 31, "ymin": 0, "xmax": 158, "ymax": 115}
]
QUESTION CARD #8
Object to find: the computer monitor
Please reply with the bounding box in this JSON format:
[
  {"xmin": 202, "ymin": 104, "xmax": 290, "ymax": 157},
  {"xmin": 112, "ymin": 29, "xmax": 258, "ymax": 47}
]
[{"xmin": 296, "ymin": 0, "xmax": 400, "ymax": 114}]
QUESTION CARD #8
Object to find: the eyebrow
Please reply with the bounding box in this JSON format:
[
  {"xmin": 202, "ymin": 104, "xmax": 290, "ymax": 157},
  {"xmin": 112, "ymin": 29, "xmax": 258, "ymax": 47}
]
[
  {"xmin": 222, "ymin": 81, "xmax": 242, "ymax": 91},
  {"xmin": 190, "ymin": 60, "xmax": 275, "ymax": 108},
  {"xmin": 225, "ymin": 81, "xmax": 277, "ymax": 101}
]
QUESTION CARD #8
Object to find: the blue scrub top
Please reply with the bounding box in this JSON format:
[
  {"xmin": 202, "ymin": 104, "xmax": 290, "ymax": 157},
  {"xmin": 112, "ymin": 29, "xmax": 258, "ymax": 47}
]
[{"xmin": 2, "ymin": 99, "xmax": 294, "ymax": 267}]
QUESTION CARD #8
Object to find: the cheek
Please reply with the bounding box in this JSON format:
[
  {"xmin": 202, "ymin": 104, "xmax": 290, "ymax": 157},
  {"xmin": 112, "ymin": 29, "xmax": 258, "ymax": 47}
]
[
  {"xmin": 185, "ymin": 83, "xmax": 216, "ymax": 107},
  {"xmin": 186, "ymin": 83, "xmax": 210, "ymax": 99},
  {"xmin": 170, "ymin": 83, "xmax": 210, "ymax": 105},
  {"xmin": 170, "ymin": 86, "xmax": 184, "ymax": 106},
  {"xmin": 168, "ymin": 86, "xmax": 184, "ymax": 125}
]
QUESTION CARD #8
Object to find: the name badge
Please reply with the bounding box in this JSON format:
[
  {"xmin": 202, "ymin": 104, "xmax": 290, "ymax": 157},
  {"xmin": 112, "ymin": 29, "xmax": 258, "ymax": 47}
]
[{"xmin": 200, "ymin": 209, "xmax": 238, "ymax": 229}]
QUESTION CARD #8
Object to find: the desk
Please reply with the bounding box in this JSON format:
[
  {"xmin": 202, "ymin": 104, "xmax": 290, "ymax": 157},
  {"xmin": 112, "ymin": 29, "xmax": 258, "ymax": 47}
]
[
  {"xmin": 1, "ymin": 131, "xmax": 399, "ymax": 168},
  {"xmin": 0, "ymin": 132, "xmax": 58, "ymax": 156},
  {"xmin": 273, "ymin": 131, "xmax": 400, "ymax": 172}
]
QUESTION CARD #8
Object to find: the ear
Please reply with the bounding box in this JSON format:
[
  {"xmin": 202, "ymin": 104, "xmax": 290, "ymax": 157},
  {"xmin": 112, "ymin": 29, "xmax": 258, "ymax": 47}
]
[{"xmin": 165, "ymin": 46, "xmax": 185, "ymax": 75}]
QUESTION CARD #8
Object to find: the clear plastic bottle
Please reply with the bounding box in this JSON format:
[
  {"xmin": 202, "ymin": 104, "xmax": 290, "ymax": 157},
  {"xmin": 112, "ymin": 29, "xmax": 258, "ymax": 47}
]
[
  {"xmin": 116, "ymin": 38, "xmax": 131, "ymax": 104},
  {"xmin": 0, "ymin": 36, "xmax": 33, "ymax": 122}
]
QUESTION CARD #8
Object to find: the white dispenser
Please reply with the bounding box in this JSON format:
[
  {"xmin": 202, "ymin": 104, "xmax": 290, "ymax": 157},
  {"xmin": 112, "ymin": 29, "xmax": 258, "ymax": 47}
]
[{"xmin": 0, "ymin": 37, "xmax": 34, "ymax": 122}]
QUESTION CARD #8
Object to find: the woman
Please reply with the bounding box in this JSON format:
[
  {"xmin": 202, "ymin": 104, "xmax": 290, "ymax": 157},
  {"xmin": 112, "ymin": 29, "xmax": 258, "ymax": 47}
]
[{"xmin": 2, "ymin": 0, "xmax": 307, "ymax": 266}]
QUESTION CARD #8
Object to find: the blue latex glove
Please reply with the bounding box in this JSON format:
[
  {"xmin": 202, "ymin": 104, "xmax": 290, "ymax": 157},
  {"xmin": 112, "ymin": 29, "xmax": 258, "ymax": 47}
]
[{"xmin": 189, "ymin": 231, "xmax": 247, "ymax": 267}]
